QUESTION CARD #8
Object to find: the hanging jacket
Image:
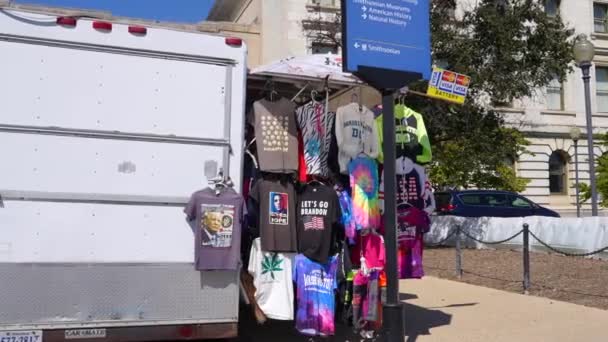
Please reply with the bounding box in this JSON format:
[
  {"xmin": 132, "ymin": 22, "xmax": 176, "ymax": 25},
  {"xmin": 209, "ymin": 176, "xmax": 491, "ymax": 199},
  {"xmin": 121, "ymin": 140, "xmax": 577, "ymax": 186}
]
[{"xmin": 375, "ymin": 105, "xmax": 432, "ymax": 165}]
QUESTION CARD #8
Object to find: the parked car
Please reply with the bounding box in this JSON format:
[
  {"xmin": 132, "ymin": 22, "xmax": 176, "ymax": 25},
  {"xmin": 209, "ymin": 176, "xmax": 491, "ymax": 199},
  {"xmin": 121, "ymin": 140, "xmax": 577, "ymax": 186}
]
[{"xmin": 435, "ymin": 190, "xmax": 560, "ymax": 218}]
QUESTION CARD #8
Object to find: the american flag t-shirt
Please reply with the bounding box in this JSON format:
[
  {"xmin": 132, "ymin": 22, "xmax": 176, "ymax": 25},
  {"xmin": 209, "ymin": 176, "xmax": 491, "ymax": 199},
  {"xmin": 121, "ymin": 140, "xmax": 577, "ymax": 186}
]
[{"xmin": 303, "ymin": 216, "xmax": 325, "ymax": 231}]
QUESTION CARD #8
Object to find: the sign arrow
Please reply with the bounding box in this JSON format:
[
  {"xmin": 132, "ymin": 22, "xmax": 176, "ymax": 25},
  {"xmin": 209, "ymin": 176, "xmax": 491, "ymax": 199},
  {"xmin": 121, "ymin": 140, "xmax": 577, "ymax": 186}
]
[
  {"xmin": 354, "ymin": 42, "xmax": 361, "ymax": 49},
  {"xmin": 362, "ymin": 13, "xmax": 367, "ymax": 19},
  {"xmin": 362, "ymin": 6, "xmax": 367, "ymax": 11}
]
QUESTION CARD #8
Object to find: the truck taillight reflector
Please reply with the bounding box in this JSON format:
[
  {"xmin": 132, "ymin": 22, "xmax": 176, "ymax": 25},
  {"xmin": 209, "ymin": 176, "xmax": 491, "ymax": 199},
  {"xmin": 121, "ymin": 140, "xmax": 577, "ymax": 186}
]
[
  {"xmin": 128, "ymin": 26, "xmax": 147, "ymax": 35},
  {"xmin": 178, "ymin": 326, "xmax": 194, "ymax": 338},
  {"xmin": 93, "ymin": 21, "xmax": 112, "ymax": 31},
  {"xmin": 56, "ymin": 17, "xmax": 77, "ymax": 27},
  {"xmin": 225, "ymin": 37, "xmax": 243, "ymax": 47}
]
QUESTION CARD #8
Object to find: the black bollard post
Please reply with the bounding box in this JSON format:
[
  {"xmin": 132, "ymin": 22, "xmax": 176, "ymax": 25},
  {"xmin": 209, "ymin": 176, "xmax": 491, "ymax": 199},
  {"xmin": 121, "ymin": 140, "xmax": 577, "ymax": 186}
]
[
  {"xmin": 455, "ymin": 225, "xmax": 463, "ymax": 279},
  {"xmin": 522, "ymin": 223, "xmax": 530, "ymax": 294}
]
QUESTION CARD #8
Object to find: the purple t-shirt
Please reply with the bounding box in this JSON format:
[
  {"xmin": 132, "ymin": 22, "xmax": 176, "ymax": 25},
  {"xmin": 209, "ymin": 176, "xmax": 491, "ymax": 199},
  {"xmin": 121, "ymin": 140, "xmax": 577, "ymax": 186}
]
[
  {"xmin": 293, "ymin": 254, "xmax": 338, "ymax": 336},
  {"xmin": 184, "ymin": 187, "xmax": 246, "ymax": 270}
]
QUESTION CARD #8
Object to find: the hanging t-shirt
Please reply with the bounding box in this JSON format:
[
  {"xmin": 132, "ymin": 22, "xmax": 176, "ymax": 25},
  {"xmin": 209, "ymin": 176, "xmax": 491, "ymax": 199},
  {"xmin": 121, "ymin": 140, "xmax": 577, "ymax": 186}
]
[
  {"xmin": 248, "ymin": 238, "xmax": 296, "ymax": 320},
  {"xmin": 379, "ymin": 157, "xmax": 429, "ymax": 213},
  {"xmin": 398, "ymin": 236, "xmax": 425, "ymax": 279},
  {"xmin": 375, "ymin": 104, "xmax": 432, "ymax": 164},
  {"xmin": 397, "ymin": 206, "xmax": 431, "ymax": 248},
  {"xmin": 293, "ymin": 254, "xmax": 339, "ymax": 337},
  {"xmin": 184, "ymin": 187, "xmax": 246, "ymax": 270},
  {"xmin": 249, "ymin": 178, "xmax": 298, "ymax": 252},
  {"xmin": 250, "ymin": 98, "xmax": 299, "ymax": 173},
  {"xmin": 338, "ymin": 190, "xmax": 356, "ymax": 244},
  {"xmin": 297, "ymin": 183, "xmax": 342, "ymax": 264},
  {"xmin": 348, "ymin": 156, "xmax": 381, "ymax": 230},
  {"xmin": 296, "ymin": 101, "xmax": 336, "ymax": 177},
  {"xmin": 335, "ymin": 103, "xmax": 379, "ymax": 174},
  {"xmin": 350, "ymin": 231, "xmax": 386, "ymax": 270}
]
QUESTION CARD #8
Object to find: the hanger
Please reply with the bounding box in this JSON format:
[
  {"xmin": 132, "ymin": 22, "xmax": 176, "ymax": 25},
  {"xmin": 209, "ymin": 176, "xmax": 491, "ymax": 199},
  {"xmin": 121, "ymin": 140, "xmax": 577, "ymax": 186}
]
[
  {"xmin": 397, "ymin": 202, "xmax": 414, "ymax": 211},
  {"xmin": 307, "ymin": 175, "xmax": 326, "ymax": 186},
  {"xmin": 310, "ymin": 89, "xmax": 320, "ymax": 104},
  {"xmin": 351, "ymin": 92, "xmax": 363, "ymax": 112},
  {"xmin": 262, "ymin": 79, "xmax": 279, "ymax": 102}
]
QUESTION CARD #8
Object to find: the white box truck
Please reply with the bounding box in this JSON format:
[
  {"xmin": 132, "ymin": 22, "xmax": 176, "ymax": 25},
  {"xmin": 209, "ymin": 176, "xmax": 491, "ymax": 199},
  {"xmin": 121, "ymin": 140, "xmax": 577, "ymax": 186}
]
[{"xmin": 0, "ymin": 3, "xmax": 247, "ymax": 341}]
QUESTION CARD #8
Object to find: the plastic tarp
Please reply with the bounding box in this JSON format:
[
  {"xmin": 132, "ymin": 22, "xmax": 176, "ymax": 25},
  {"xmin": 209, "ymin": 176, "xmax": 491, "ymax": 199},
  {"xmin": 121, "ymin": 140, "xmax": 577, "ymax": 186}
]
[
  {"xmin": 426, "ymin": 216, "xmax": 608, "ymax": 259},
  {"xmin": 250, "ymin": 53, "xmax": 362, "ymax": 86}
]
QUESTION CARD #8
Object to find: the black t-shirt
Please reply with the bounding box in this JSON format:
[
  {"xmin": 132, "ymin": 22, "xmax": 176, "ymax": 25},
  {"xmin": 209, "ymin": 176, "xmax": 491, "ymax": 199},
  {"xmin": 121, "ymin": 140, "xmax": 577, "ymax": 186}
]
[
  {"xmin": 249, "ymin": 178, "xmax": 298, "ymax": 252},
  {"xmin": 297, "ymin": 183, "xmax": 342, "ymax": 263}
]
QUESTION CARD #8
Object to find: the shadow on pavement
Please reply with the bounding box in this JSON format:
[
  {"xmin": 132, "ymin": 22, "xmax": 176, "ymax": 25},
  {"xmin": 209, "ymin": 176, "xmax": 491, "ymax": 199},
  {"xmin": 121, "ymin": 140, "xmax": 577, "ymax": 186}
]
[
  {"xmin": 403, "ymin": 302, "xmax": 453, "ymax": 342},
  {"xmin": 219, "ymin": 293, "xmax": 454, "ymax": 342}
]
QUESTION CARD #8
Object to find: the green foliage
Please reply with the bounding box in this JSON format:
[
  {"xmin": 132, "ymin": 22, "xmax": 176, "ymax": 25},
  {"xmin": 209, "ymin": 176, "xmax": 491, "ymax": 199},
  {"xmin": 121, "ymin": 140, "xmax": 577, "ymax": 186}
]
[
  {"xmin": 579, "ymin": 134, "xmax": 608, "ymax": 207},
  {"xmin": 405, "ymin": 0, "xmax": 573, "ymax": 190},
  {"xmin": 304, "ymin": 0, "xmax": 574, "ymax": 190}
]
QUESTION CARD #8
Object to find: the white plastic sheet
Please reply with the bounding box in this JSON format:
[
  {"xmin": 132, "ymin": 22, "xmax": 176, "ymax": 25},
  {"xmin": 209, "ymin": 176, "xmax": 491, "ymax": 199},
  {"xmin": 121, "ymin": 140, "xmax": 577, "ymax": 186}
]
[{"xmin": 426, "ymin": 216, "xmax": 608, "ymax": 259}]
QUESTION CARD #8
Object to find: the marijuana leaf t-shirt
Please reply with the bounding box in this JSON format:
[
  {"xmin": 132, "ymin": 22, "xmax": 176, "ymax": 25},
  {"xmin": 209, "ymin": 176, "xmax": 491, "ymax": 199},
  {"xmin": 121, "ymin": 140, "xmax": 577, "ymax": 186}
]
[{"xmin": 248, "ymin": 238, "xmax": 295, "ymax": 320}]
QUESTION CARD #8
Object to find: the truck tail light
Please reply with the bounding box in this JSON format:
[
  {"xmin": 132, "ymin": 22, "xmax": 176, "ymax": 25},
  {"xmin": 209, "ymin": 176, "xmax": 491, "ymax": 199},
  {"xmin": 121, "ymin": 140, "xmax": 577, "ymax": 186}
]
[
  {"xmin": 225, "ymin": 37, "xmax": 243, "ymax": 47},
  {"xmin": 93, "ymin": 21, "xmax": 112, "ymax": 31},
  {"xmin": 56, "ymin": 16, "xmax": 77, "ymax": 27},
  {"xmin": 178, "ymin": 326, "xmax": 194, "ymax": 338},
  {"xmin": 128, "ymin": 26, "xmax": 147, "ymax": 35}
]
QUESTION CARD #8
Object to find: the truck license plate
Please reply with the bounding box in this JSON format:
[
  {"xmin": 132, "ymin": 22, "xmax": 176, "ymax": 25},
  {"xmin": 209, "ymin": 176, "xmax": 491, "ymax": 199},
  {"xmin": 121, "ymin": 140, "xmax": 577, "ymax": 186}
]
[
  {"xmin": 65, "ymin": 329, "xmax": 106, "ymax": 339},
  {"xmin": 0, "ymin": 331, "xmax": 42, "ymax": 342}
]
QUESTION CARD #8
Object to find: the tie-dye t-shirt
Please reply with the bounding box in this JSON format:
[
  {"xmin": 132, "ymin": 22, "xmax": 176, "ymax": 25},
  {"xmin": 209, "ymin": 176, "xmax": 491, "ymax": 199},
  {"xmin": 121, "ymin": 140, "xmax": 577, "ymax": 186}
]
[
  {"xmin": 348, "ymin": 156, "xmax": 381, "ymax": 230},
  {"xmin": 293, "ymin": 254, "xmax": 338, "ymax": 337}
]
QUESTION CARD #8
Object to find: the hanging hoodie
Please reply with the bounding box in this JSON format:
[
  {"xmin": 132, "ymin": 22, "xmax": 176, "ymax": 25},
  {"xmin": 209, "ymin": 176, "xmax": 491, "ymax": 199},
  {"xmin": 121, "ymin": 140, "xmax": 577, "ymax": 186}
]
[
  {"xmin": 335, "ymin": 103, "xmax": 379, "ymax": 174},
  {"xmin": 375, "ymin": 104, "xmax": 432, "ymax": 165}
]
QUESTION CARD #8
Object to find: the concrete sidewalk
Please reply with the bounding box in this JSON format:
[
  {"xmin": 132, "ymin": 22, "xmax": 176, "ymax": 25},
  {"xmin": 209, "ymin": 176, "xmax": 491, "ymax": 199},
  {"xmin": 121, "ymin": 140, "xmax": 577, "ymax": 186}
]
[{"xmin": 401, "ymin": 277, "xmax": 608, "ymax": 342}]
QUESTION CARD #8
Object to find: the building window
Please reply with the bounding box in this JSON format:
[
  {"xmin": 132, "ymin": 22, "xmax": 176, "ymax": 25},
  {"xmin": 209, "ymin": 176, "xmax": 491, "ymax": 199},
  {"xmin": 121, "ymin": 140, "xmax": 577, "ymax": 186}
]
[
  {"xmin": 597, "ymin": 67, "xmax": 608, "ymax": 112},
  {"xmin": 546, "ymin": 77, "xmax": 564, "ymax": 111},
  {"xmin": 311, "ymin": 42, "xmax": 338, "ymax": 54},
  {"xmin": 594, "ymin": 3, "xmax": 608, "ymax": 33},
  {"xmin": 549, "ymin": 150, "xmax": 568, "ymax": 194},
  {"xmin": 311, "ymin": 0, "xmax": 336, "ymax": 6},
  {"xmin": 545, "ymin": 0, "xmax": 560, "ymax": 16}
]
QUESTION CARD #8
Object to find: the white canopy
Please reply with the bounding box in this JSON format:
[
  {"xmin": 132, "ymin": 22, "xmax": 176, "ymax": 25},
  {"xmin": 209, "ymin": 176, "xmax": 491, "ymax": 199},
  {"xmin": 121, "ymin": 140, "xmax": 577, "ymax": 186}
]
[{"xmin": 249, "ymin": 53, "xmax": 362, "ymax": 86}]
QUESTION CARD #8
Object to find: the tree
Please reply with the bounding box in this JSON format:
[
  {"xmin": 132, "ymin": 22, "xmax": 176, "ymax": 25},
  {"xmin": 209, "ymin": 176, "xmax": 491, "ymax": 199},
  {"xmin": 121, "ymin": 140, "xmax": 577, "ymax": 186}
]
[
  {"xmin": 579, "ymin": 134, "xmax": 608, "ymax": 207},
  {"xmin": 302, "ymin": 0, "xmax": 574, "ymax": 191}
]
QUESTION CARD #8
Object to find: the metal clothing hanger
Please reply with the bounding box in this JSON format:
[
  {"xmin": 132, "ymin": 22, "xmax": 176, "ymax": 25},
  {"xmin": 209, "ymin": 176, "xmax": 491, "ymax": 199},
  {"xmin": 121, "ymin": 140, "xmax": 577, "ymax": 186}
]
[{"xmin": 262, "ymin": 79, "xmax": 279, "ymax": 102}]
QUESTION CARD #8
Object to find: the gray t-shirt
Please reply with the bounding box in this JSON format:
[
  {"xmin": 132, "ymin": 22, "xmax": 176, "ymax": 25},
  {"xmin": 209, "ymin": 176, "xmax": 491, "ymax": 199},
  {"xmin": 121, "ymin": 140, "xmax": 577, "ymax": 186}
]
[
  {"xmin": 251, "ymin": 98, "xmax": 299, "ymax": 173},
  {"xmin": 249, "ymin": 179, "xmax": 298, "ymax": 252},
  {"xmin": 184, "ymin": 187, "xmax": 246, "ymax": 270}
]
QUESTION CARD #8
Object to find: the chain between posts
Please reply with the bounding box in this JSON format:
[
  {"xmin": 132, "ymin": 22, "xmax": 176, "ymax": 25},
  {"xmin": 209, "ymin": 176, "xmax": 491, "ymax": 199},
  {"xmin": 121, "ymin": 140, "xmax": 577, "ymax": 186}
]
[
  {"xmin": 528, "ymin": 231, "xmax": 608, "ymax": 257},
  {"xmin": 459, "ymin": 229, "xmax": 525, "ymax": 245}
]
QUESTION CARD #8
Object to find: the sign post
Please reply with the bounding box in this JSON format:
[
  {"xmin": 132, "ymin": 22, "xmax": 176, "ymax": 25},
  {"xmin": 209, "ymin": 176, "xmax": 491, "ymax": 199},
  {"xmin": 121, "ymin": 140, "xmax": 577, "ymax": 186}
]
[{"xmin": 342, "ymin": 0, "xmax": 431, "ymax": 341}]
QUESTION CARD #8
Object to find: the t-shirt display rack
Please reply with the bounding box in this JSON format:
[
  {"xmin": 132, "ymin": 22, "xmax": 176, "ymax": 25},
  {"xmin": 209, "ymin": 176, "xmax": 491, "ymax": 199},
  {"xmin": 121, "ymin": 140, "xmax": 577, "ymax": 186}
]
[
  {"xmin": 240, "ymin": 74, "xmax": 436, "ymax": 340},
  {"xmin": 186, "ymin": 73, "xmax": 436, "ymax": 340}
]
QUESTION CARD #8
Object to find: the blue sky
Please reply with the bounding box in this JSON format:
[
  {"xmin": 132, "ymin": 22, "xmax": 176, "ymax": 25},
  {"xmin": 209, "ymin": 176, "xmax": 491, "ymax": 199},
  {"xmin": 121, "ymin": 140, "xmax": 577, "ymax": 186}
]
[{"xmin": 14, "ymin": 0, "xmax": 216, "ymax": 22}]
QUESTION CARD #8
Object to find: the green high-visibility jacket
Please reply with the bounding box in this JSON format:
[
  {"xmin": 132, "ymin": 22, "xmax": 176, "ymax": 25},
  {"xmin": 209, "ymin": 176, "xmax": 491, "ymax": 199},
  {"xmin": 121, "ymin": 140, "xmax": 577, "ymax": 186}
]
[{"xmin": 375, "ymin": 104, "xmax": 432, "ymax": 164}]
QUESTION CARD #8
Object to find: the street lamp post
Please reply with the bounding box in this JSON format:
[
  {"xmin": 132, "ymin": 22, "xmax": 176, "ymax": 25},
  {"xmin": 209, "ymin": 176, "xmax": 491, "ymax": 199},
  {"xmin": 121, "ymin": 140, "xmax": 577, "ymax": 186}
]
[
  {"xmin": 570, "ymin": 127, "xmax": 582, "ymax": 217},
  {"xmin": 574, "ymin": 34, "xmax": 599, "ymax": 216}
]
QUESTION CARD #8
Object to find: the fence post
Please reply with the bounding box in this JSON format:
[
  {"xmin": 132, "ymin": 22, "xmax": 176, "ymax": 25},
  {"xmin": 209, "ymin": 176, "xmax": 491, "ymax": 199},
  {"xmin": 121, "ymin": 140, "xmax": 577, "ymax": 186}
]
[
  {"xmin": 455, "ymin": 225, "xmax": 463, "ymax": 279},
  {"xmin": 522, "ymin": 223, "xmax": 530, "ymax": 295}
]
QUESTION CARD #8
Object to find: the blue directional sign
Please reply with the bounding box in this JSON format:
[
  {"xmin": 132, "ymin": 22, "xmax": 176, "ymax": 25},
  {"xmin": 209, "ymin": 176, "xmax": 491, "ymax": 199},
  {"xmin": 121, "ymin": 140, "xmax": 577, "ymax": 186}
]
[{"xmin": 342, "ymin": 0, "xmax": 431, "ymax": 80}]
